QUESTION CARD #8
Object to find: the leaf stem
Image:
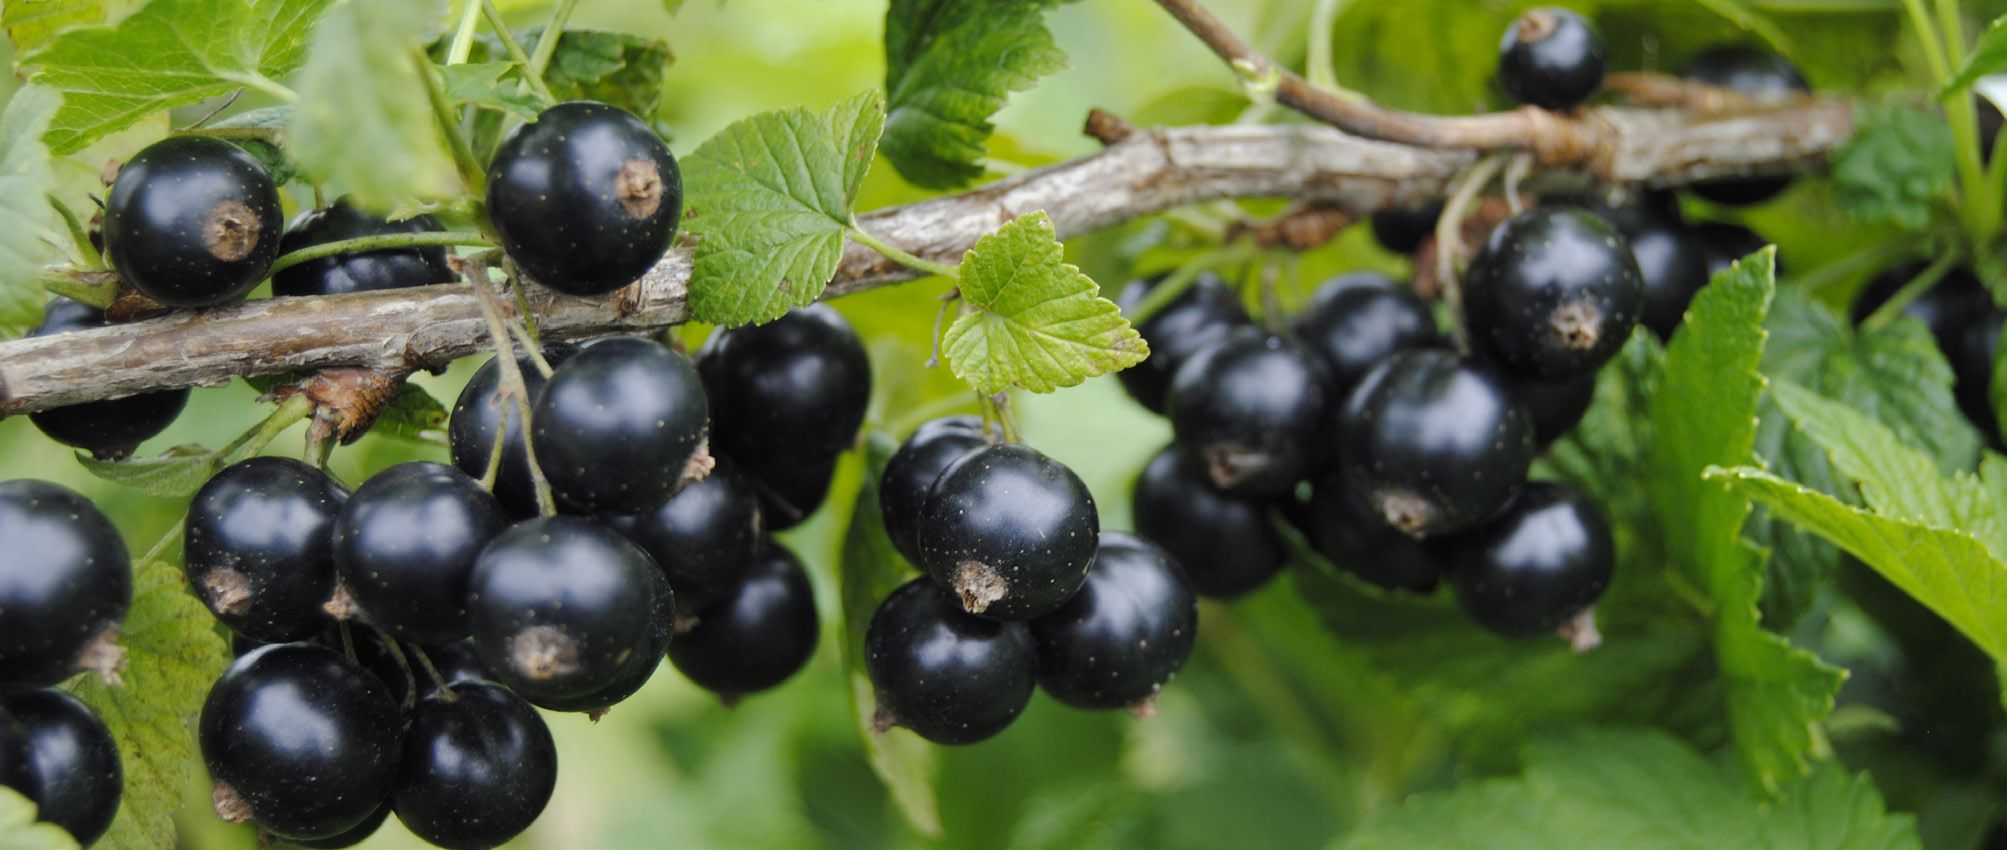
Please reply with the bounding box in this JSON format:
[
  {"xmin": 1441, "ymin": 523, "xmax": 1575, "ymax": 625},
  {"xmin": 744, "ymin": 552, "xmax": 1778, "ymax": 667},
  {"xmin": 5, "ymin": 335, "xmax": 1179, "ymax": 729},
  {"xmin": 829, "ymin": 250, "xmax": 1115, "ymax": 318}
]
[
  {"xmin": 525, "ymin": 0, "xmax": 581, "ymax": 83},
  {"xmin": 415, "ymin": 45, "xmax": 491, "ymax": 199},
  {"xmin": 1862, "ymin": 251, "xmax": 1959, "ymax": 333},
  {"xmin": 229, "ymin": 73, "xmax": 299, "ymax": 104},
  {"xmin": 483, "ymin": 0, "xmax": 559, "ymax": 106},
  {"xmin": 848, "ymin": 226, "xmax": 961, "ymax": 279},
  {"xmin": 266, "ymin": 231, "xmax": 494, "ymax": 277},
  {"xmin": 447, "ymin": 0, "xmax": 485, "ymax": 66}
]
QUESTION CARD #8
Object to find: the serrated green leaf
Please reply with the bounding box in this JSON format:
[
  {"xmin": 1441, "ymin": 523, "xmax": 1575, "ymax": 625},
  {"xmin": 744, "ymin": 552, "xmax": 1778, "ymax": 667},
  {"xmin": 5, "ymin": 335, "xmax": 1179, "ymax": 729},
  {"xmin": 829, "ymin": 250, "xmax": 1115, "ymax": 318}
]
[
  {"xmin": 22, "ymin": 0, "xmax": 334, "ymax": 154},
  {"xmin": 76, "ymin": 444, "xmax": 223, "ymax": 499},
  {"xmin": 368, "ymin": 382, "xmax": 449, "ymax": 443},
  {"xmin": 0, "ymin": 86, "xmax": 63, "ymax": 337},
  {"xmin": 881, "ymin": 0, "xmax": 1068, "ymax": 189},
  {"xmin": 0, "ymin": 786, "xmax": 78, "ymax": 850},
  {"xmin": 1830, "ymin": 104, "xmax": 1955, "ymax": 232},
  {"xmin": 683, "ymin": 92, "xmax": 884, "ymax": 325},
  {"xmin": 1936, "ymin": 14, "xmax": 2007, "ymax": 98},
  {"xmin": 438, "ymin": 61, "xmax": 543, "ymax": 121},
  {"xmin": 1337, "ymin": 729, "xmax": 1918, "ymax": 850},
  {"xmin": 2, "ymin": 0, "xmax": 104, "ymax": 61},
  {"xmin": 534, "ymin": 28, "xmax": 674, "ymax": 120},
  {"xmin": 825, "ymin": 90, "xmax": 886, "ymax": 204},
  {"xmin": 940, "ymin": 212, "xmax": 1145, "ymax": 394},
  {"xmin": 67, "ymin": 558, "xmax": 231, "ymax": 850},
  {"xmin": 288, "ymin": 0, "xmax": 456, "ymax": 214}
]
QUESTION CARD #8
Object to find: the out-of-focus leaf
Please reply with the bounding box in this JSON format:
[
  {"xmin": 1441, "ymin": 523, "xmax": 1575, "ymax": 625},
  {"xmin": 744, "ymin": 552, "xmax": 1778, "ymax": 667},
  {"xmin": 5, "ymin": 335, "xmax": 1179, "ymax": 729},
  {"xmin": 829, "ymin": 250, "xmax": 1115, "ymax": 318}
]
[
  {"xmin": 532, "ymin": 28, "xmax": 674, "ymax": 120},
  {"xmin": 1936, "ymin": 14, "xmax": 2007, "ymax": 98},
  {"xmin": 287, "ymin": 0, "xmax": 457, "ymax": 213},
  {"xmin": 439, "ymin": 60, "xmax": 543, "ymax": 120},
  {"xmin": 367, "ymin": 382, "xmax": 449, "ymax": 443},
  {"xmin": 0, "ymin": 86, "xmax": 63, "ymax": 337},
  {"xmin": 75, "ymin": 444, "xmax": 223, "ymax": 499},
  {"xmin": 881, "ymin": 0, "xmax": 1069, "ymax": 188},
  {"xmin": 0, "ymin": 787, "xmax": 77, "ymax": 850},
  {"xmin": 2, "ymin": 0, "xmax": 104, "ymax": 60},
  {"xmin": 1830, "ymin": 103, "xmax": 1956, "ymax": 232}
]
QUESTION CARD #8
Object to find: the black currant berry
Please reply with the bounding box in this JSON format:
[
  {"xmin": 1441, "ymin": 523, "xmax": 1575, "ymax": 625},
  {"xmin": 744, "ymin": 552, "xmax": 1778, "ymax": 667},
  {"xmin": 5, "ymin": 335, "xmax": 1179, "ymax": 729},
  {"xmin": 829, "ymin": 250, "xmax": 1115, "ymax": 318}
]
[
  {"xmin": 3, "ymin": 689, "xmax": 120, "ymax": 846},
  {"xmin": 467, "ymin": 516, "xmax": 674, "ymax": 712},
  {"xmin": 530, "ymin": 336, "xmax": 709, "ymax": 515},
  {"xmin": 422, "ymin": 641, "xmax": 494, "ymax": 688},
  {"xmin": 1851, "ymin": 263, "xmax": 1986, "ymax": 348},
  {"xmin": 487, "ymin": 101, "xmax": 682, "ymax": 296},
  {"xmin": 1693, "ymin": 221, "xmax": 1772, "ymax": 280},
  {"xmin": 287, "ymin": 804, "xmax": 391, "ymax": 850},
  {"xmin": 1498, "ymin": 7, "xmax": 1606, "ymax": 110},
  {"xmin": 1339, "ymin": 349, "xmax": 1536, "ymax": 537},
  {"xmin": 1292, "ymin": 271, "xmax": 1443, "ymax": 395},
  {"xmin": 272, "ymin": 199, "xmax": 456, "ymax": 297},
  {"xmin": 184, "ymin": 457, "xmax": 349, "ymax": 644},
  {"xmin": 668, "ymin": 542, "xmax": 819, "ymax": 699},
  {"xmin": 1626, "ymin": 217, "xmax": 1710, "ymax": 342},
  {"xmin": 27, "ymin": 299, "xmax": 190, "ymax": 458},
  {"xmin": 1302, "ymin": 473, "xmax": 1443, "ymax": 593},
  {"xmin": 392, "ymin": 682, "xmax": 557, "ymax": 850},
  {"xmin": 879, "ymin": 415, "xmax": 997, "ymax": 567},
  {"xmin": 200, "ymin": 643, "xmax": 401, "ymax": 841},
  {"xmin": 919, "ymin": 444, "xmax": 1099, "ymax": 620},
  {"xmin": 334, "ymin": 462, "xmax": 507, "ymax": 645},
  {"xmin": 448, "ymin": 344, "xmax": 577, "ymax": 520},
  {"xmin": 1370, "ymin": 201, "xmax": 1445, "ymax": 255},
  {"xmin": 698, "ymin": 303, "xmax": 872, "ymax": 468},
  {"xmin": 1114, "ymin": 272, "xmax": 1252, "ymax": 412},
  {"xmin": 1166, "ymin": 329, "xmax": 1331, "ymax": 496},
  {"xmin": 1463, "ymin": 208, "xmax": 1644, "ymax": 380},
  {"xmin": 604, "ymin": 456, "xmax": 763, "ymax": 610},
  {"xmin": 103, "ymin": 135, "xmax": 283, "ymax": 307},
  {"xmin": 1447, "ymin": 482, "xmax": 1614, "ymax": 637},
  {"xmin": 1953, "ymin": 310, "xmax": 2004, "ymax": 442},
  {"xmin": 1682, "ymin": 47, "xmax": 1810, "ymax": 206},
  {"xmin": 865, "ymin": 577, "xmax": 1036, "ymax": 745},
  {"xmin": 1029, "ymin": 533, "xmax": 1197, "ymax": 711},
  {"xmin": 0, "ymin": 479, "xmax": 131, "ymax": 689},
  {"xmin": 1131, "ymin": 445, "xmax": 1283, "ymax": 598},
  {"xmin": 0, "ymin": 707, "xmax": 31, "ymax": 806},
  {"xmin": 742, "ymin": 452, "xmax": 837, "ymax": 532},
  {"xmin": 1513, "ymin": 372, "xmax": 1597, "ymax": 448},
  {"xmin": 522, "ymin": 655, "xmax": 660, "ymax": 715}
]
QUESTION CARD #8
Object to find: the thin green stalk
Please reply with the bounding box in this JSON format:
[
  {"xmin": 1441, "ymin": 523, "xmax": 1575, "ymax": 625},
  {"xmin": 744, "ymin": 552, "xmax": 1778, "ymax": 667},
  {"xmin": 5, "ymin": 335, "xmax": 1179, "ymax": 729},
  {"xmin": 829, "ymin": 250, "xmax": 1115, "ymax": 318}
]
[
  {"xmin": 469, "ymin": 266, "xmax": 557, "ymax": 516},
  {"xmin": 1434, "ymin": 152, "xmax": 1512, "ymax": 351},
  {"xmin": 1795, "ymin": 235, "xmax": 1917, "ymax": 294},
  {"xmin": 505, "ymin": 265, "xmax": 546, "ymax": 350},
  {"xmin": 446, "ymin": 0, "xmax": 485, "ymax": 65},
  {"xmin": 1126, "ymin": 240, "xmax": 1263, "ymax": 325},
  {"xmin": 483, "ymin": 0, "xmax": 558, "ymax": 106},
  {"xmin": 1305, "ymin": 0, "xmax": 1342, "ymax": 91},
  {"xmin": 1901, "ymin": 0, "xmax": 1952, "ymax": 82},
  {"xmin": 1862, "ymin": 251, "xmax": 1959, "ymax": 333},
  {"xmin": 410, "ymin": 646, "xmax": 458, "ymax": 701},
  {"xmin": 525, "ymin": 0, "xmax": 581, "ymax": 83},
  {"xmin": 266, "ymin": 231, "xmax": 494, "ymax": 277},
  {"xmin": 415, "ymin": 45, "xmax": 491, "ymax": 199},
  {"xmin": 48, "ymin": 197, "xmax": 100, "ymax": 270},
  {"xmin": 137, "ymin": 519, "xmax": 186, "ymax": 566},
  {"xmin": 229, "ymin": 73, "xmax": 299, "ymax": 104},
  {"xmin": 1936, "ymin": 0, "xmax": 1999, "ymax": 244},
  {"xmin": 229, "ymin": 394, "xmax": 317, "ymax": 462},
  {"xmin": 847, "ymin": 226, "xmax": 962, "ymax": 279}
]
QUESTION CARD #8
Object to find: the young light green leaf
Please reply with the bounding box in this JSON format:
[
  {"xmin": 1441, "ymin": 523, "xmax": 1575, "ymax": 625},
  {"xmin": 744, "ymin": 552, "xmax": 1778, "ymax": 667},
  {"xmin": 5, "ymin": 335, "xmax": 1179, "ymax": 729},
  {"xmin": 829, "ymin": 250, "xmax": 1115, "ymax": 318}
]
[
  {"xmin": 825, "ymin": 90, "xmax": 887, "ymax": 203},
  {"xmin": 881, "ymin": 0, "xmax": 1068, "ymax": 188},
  {"xmin": 76, "ymin": 444, "xmax": 224, "ymax": 499},
  {"xmin": 21, "ymin": 0, "xmax": 333, "ymax": 154},
  {"xmin": 67, "ymin": 558, "xmax": 231, "ymax": 850},
  {"xmin": 1830, "ymin": 103, "xmax": 1955, "ymax": 232},
  {"xmin": 0, "ymin": 787, "xmax": 78, "ymax": 850},
  {"xmin": 439, "ymin": 61, "xmax": 543, "ymax": 120},
  {"xmin": 287, "ymin": 0, "xmax": 458, "ymax": 213},
  {"xmin": 367, "ymin": 382, "xmax": 450, "ymax": 443},
  {"xmin": 0, "ymin": 86, "xmax": 63, "ymax": 337},
  {"xmin": 1935, "ymin": 14, "xmax": 2007, "ymax": 99},
  {"xmin": 2, "ymin": 0, "xmax": 104, "ymax": 61},
  {"xmin": 682, "ymin": 91, "xmax": 885, "ymax": 325},
  {"xmin": 940, "ymin": 212, "xmax": 1146, "ymax": 394},
  {"xmin": 534, "ymin": 28, "xmax": 675, "ymax": 121}
]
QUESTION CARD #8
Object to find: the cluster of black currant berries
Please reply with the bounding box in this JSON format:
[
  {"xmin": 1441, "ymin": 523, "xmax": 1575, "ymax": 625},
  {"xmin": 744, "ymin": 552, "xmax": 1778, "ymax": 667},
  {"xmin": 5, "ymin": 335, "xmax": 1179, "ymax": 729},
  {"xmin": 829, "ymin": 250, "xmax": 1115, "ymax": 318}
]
[{"xmin": 867, "ymin": 418, "xmax": 1199, "ymax": 744}]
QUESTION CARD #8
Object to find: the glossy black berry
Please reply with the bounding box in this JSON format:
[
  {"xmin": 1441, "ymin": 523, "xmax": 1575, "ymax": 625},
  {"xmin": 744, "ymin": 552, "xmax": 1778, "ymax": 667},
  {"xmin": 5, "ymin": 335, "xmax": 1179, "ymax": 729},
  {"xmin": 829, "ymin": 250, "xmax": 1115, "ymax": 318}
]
[
  {"xmin": 699, "ymin": 304, "xmax": 872, "ymax": 470},
  {"xmin": 1302, "ymin": 474, "xmax": 1443, "ymax": 593},
  {"xmin": 103, "ymin": 134, "xmax": 283, "ymax": 307},
  {"xmin": 1851, "ymin": 263, "xmax": 1986, "ymax": 348},
  {"xmin": 1029, "ymin": 533, "xmax": 1197, "ymax": 711},
  {"xmin": 1131, "ymin": 445, "xmax": 1283, "ymax": 598},
  {"xmin": 1498, "ymin": 7, "xmax": 1606, "ymax": 110},
  {"xmin": 1953, "ymin": 310, "xmax": 2004, "ymax": 442},
  {"xmin": 200, "ymin": 643, "xmax": 401, "ymax": 841},
  {"xmin": 287, "ymin": 804, "xmax": 391, "ymax": 850},
  {"xmin": 1447, "ymin": 482, "xmax": 1614, "ymax": 637},
  {"xmin": 919, "ymin": 444, "xmax": 1099, "ymax": 620},
  {"xmin": 0, "ymin": 479, "xmax": 131, "ymax": 689},
  {"xmin": 604, "ymin": 456, "xmax": 763, "ymax": 610},
  {"xmin": 743, "ymin": 452, "xmax": 838, "ymax": 532},
  {"xmin": 1370, "ymin": 201, "xmax": 1445, "ymax": 255},
  {"xmin": 272, "ymin": 199, "xmax": 456, "ymax": 297},
  {"xmin": 1339, "ymin": 349, "xmax": 1536, "ymax": 538},
  {"xmin": 1114, "ymin": 272, "xmax": 1252, "ymax": 412},
  {"xmin": 334, "ymin": 462, "xmax": 507, "ymax": 645},
  {"xmin": 0, "ymin": 707, "xmax": 32, "ymax": 807},
  {"xmin": 1514, "ymin": 372, "xmax": 1597, "ymax": 448},
  {"xmin": 530, "ymin": 336, "xmax": 709, "ymax": 515},
  {"xmin": 865, "ymin": 577, "xmax": 1036, "ymax": 745},
  {"xmin": 1166, "ymin": 329, "xmax": 1331, "ymax": 496},
  {"xmin": 487, "ymin": 101, "xmax": 682, "ymax": 296},
  {"xmin": 4, "ymin": 689, "xmax": 120, "ymax": 846},
  {"xmin": 184, "ymin": 457, "xmax": 349, "ymax": 644},
  {"xmin": 448, "ymin": 345, "xmax": 577, "ymax": 520},
  {"xmin": 467, "ymin": 516, "xmax": 674, "ymax": 712},
  {"xmin": 1626, "ymin": 219, "xmax": 1709, "ymax": 342},
  {"xmin": 1682, "ymin": 47, "xmax": 1810, "ymax": 205},
  {"xmin": 1463, "ymin": 208, "xmax": 1644, "ymax": 380},
  {"xmin": 880, "ymin": 415, "xmax": 997, "ymax": 567},
  {"xmin": 422, "ymin": 641, "xmax": 494, "ymax": 688},
  {"xmin": 1693, "ymin": 221, "xmax": 1773, "ymax": 280},
  {"xmin": 27, "ymin": 299, "xmax": 190, "ymax": 457},
  {"xmin": 1292, "ymin": 271, "xmax": 1443, "ymax": 395},
  {"xmin": 392, "ymin": 682, "xmax": 557, "ymax": 850},
  {"xmin": 668, "ymin": 541, "xmax": 820, "ymax": 699}
]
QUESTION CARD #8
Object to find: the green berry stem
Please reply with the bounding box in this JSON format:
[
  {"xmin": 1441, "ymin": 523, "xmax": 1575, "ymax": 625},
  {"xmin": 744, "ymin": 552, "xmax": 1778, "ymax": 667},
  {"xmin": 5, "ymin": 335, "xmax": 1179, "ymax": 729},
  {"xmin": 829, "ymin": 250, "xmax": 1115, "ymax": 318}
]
[
  {"xmin": 467, "ymin": 263, "xmax": 559, "ymax": 517},
  {"xmin": 1125, "ymin": 239, "xmax": 1262, "ymax": 326},
  {"xmin": 1432, "ymin": 151, "xmax": 1510, "ymax": 353},
  {"xmin": 367, "ymin": 625, "xmax": 423, "ymax": 710},
  {"xmin": 416, "ymin": 45, "xmax": 491, "ymax": 199},
  {"xmin": 847, "ymin": 225, "xmax": 962, "ymax": 280},
  {"xmin": 265, "ymin": 231, "xmax": 495, "ymax": 278},
  {"xmin": 482, "ymin": 0, "xmax": 558, "ymax": 107},
  {"xmin": 136, "ymin": 518, "xmax": 186, "ymax": 567},
  {"xmin": 408, "ymin": 645, "xmax": 459, "ymax": 702},
  {"xmin": 525, "ymin": 0, "xmax": 582, "ymax": 84},
  {"xmin": 224, "ymin": 393, "xmax": 317, "ymax": 463},
  {"xmin": 478, "ymin": 410, "xmax": 510, "ymax": 492},
  {"xmin": 445, "ymin": 0, "xmax": 485, "ymax": 65},
  {"xmin": 1861, "ymin": 251, "xmax": 1960, "ymax": 334}
]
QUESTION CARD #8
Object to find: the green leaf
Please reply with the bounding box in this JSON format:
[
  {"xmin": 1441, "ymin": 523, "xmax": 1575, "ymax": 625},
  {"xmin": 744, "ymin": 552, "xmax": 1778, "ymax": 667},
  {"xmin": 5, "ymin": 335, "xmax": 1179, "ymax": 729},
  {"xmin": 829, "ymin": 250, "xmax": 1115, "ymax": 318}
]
[
  {"xmin": 22, "ymin": 0, "xmax": 333, "ymax": 154},
  {"xmin": 287, "ymin": 0, "xmax": 457, "ymax": 213},
  {"xmin": 837, "ymin": 432, "xmax": 942, "ymax": 836},
  {"xmin": 1337, "ymin": 729, "xmax": 1918, "ymax": 850},
  {"xmin": 0, "ymin": 786, "xmax": 78, "ymax": 850},
  {"xmin": 1830, "ymin": 103, "xmax": 1956, "ymax": 232},
  {"xmin": 535, "ymin": 28, "xmax": 674, "ymax": 121},
  {"xmin": 682, "ymin": 90, "xmax": 885, "ymax": 325},
  {"xmin": 76, "ymin": 444, "xmax": 224, "ymax": 499},
  {"xmin": 1935, "ymin": 14, "xmax": 2007, "ymax": 98},
  {"xmin": 881, "ymin": 0, "xmax": 1068, "ymax": 188},
  {"xmin": 2, "ymin": 0, "xmax": 104, "ymax": 60},
  {"xmin": 0, "ymin": 86, "xmax": 63, "ymax": 337},
  {"xmin": 439, "ymin": 61, "xmax": 543, "ymax": 120},
  {"xmin": 368, "ymin": 382, "xmax": 450, "ymax": 443},
  {"xmin": 939, "ymin": 212, "xmax": 1146, "ymax": 394},
  {"xmin": 67, "ymin": 558, "xmax": 231, "ymax": 850}
]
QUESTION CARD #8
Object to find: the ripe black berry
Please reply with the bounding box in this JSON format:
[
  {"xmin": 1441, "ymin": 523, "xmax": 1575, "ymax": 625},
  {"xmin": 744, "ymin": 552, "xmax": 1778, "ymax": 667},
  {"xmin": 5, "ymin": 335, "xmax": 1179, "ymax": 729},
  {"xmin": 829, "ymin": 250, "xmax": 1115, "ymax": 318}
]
[
  {"xmin": 604, "ymin": 456, "xmax": 763, "ymax": 610},
  {"xmin": 448, "ymin": 345, "xmax": 577, "ymax": 520},
  {"xmin": 668, "ymin": 542, "xmax": 820, "ymax": 699},
  {"xmin": 422, "ymin": 641, "xmax": 494, "ymax": 689},
  {"xmin": 1463, "ymin": 208, "xmax": 1644, "ymax": 380},
  {"xmin": 334, "ymin": 462, "xmax": 507, "ymax": 645},
  {"xmin": 1113, "ymin": 272, "xmax": 1251, "ymax": 412},
  {"xmin": 1954, "ymin": 310, "xmax": 2004, "ymax": 442},
  {"xmin": 698, "ymin": 304, "xmax": 872, "ymax": 469},
  {"xmin": 184, "ymin": 457, "xmax": 349, "ymax": 644},
  {"xmin": 487, "ymin": 101, "xmax": 682, "ymax": 296},
  {"xmin": 27, "ymin": 299, "xmax": 190, "ymax": 457},
  {"xmin": 1625, "ymin": 217, "xmax": 1709, "ymax": 342},
  {"xmin": 1291, "ymin": 271, "xmax": 1443, "ymax": 395},
  {"xmin": 1131, "ymin": 445, "xmax": 1283, "ymax": 598},
  {"xmin": 1850, "ymin": 263, "xmax": 1985, "ymax": 347},
  {"xmin": 1166, "ymin": 329, "xmax": 1331, "ymax": 496},
  {"xmin": 530, "ymin": 336, "xmax": 709, "ymax": 515},
  {"xmin": 467, "ymin": 516, "xmax": 674, "ymax": 711},
  {"xmin": 1303, "ymin": 475, "xmax": 1442, "ymax": 593},
  {"xmin": 1029, "ymin": 533, "xmax": 1197, "ymax": 711},
  {"xmin": 1370, "ymin": 201, "xmax": 1445, "ymax": 255},
  {"xmin": 1681, "ymin": 47, "xmax": 1810, "ymax": 205},
  {"xmin": 744, "ymin": 452, "xmax": 838, "ymax": 532},
  {"xmin": 0, "ymin": 479, "xmax": 131, "ymax": 689},
  {"xmin": 1513, "ymin": 372, "xmax": 1597, "ymax": 448},
  {"xmin": 3, "ymin": 689, "xmax": 121, "ymax": 846},
  {"xmin": 200, "ymin": 643, "xmax": 401, "ymax": 841},
  {"xmin": 0, "ymin": 707, "xmax": 32, "ymax": 807},
  {"xmin": 392, "ymin": 682, "xmax": 557, "ymax": 850},
  {"xmin": 103, "ymin": 135, "xmax": 283, "ymax": 307},
  {"xmin": 1447, "ymin": 481, "xmax": 1614, "ymax": 637},
  {"xmin": 880, "ymin": 415, "xmax": 997, "ymax": 567},
  {"xmin": 288, "ymin": 804, "xmax": 390, "ymax": 850},
  {"xmin": 272, "ymin": 199, "xmax": 456, "ymax": 297},
  {"xmin": 1339, "ymin": 349, "xmax": 1536, "ymax": 537},
  {"xmin": 865, "ymin": 577, "xmax": 1036, "ymax": 745},
  {"xmin": 1693, "ymin": 221, "xmax": 1772, "ymax": 280},
  {"xmin": 919, "ymin": 444, "xmax": 1098, "ymax": 620},
  {"xmin": 1498, "ymin": 7, "xmax": 1606, "ymax": 110}
]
